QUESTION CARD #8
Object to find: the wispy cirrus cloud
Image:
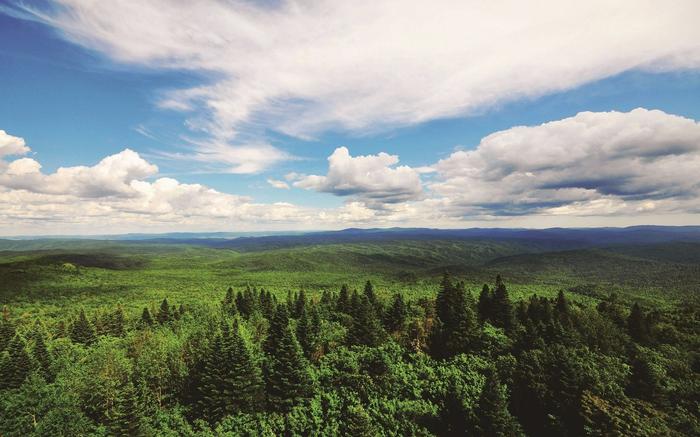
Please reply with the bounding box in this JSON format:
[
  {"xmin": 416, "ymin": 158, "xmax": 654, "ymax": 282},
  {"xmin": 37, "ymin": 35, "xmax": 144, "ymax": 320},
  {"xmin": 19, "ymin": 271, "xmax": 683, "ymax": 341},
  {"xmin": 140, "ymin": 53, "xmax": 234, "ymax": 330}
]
[{"xmin": 11, "ymin": 0, "xmax": 700, "ymax": 174}]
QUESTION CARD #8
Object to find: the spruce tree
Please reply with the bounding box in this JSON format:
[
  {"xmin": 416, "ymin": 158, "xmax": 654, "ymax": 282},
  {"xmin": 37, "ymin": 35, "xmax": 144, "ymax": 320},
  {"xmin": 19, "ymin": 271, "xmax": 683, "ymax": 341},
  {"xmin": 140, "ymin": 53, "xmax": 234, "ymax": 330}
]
[
  {"xmin": 110, "ymin": 305, "xmax": 126, "ymax": 337},
  {"xmin": 491, "ymin": 278, "xmax": 515, "ymax": 332},
  {"xmin": 157, "ymin": 298, "xmax": 172, "ymax": 324},
  {"xmin": 223, "ymin": 287, "xmax": 236, "ymax": 315},
  {"xmin": 348, "ymin": 295, "xmax": 385, "ymax": 347},
  {"xmin": 294, "ymin": 289, "xmax": 306, "ymax": 318},
  {"xmin": 296, "ymin": 306, "xmax": 314, "ymax": 358},
  {"xmin": 478, "ymin": 284, "xmax": 493, "ymax": 323},
  {"xmin": 385, "ymin": 293, "xmax": 407, "ymax": 332},
  {"xmin": 0, "ymin": 334, "xmax": 31, "ymax": 389},
  {"xmin": 476, "ymin": 371, "xmax": 522, "ymax": 437},
  {"xmin": 70, "ymin": 309, "xmax": 96, "ymax": 345},
  {"xmin": 337, "ymin": 284, "xmax": 350, "ymax": 313},
  {"xmin": 33, "ymin": 330, "xmax": 53, "ymax": 382},
  {"xmin": 226, "ymin": 320, "xmax": 265, "ymax": 412},
  {"xmin": 264, "ymin": 308, "xmax": 313, "ymax": 412},
  {"xmin": 363, "ymin": 280, "xmax": 378, "ymax": 308},
  {"xmin": 140, "ymin": 307, "xmax": 154, "ymax": 327},
  {"xmin": 628, "ymin": 303, "xmax": 649, "ymax": 343},
  {"xmin": 198, "ymin": 326, "xmax": 228, "ymax": 422},
  {"xmin": 110, "ymin": 380, "xmax": 141, "ymax": 436}
]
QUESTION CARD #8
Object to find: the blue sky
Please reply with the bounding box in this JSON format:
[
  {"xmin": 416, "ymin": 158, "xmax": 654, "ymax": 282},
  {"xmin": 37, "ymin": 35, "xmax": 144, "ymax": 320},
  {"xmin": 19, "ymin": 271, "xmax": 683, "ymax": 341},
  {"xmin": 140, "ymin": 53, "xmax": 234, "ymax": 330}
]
[{"xmin": 1, "ymin": 1, "xmax": 699, "ymax": 234}]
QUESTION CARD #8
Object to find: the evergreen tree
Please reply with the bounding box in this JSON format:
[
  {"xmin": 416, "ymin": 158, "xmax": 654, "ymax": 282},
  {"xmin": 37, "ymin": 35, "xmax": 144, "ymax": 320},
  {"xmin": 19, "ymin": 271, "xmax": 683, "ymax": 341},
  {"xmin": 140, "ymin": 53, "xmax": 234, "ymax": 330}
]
[
  {"xmin": 157, "ymin": 298, "xmax": 172, "ymax": 324},
  {"xmin": 348, "ymin": 295, "xmax": 385, "ymax": 347},
  {"xmin": 478, "ymin": 284, "xmax": 493, "ymax": 323},
  {"xmin": 140, "ymin": 307, "xmax": 154, "ymax": 327},
  {"xmin": 222, "ymin": 287, "xmax": 237, "ymax": 316},
  {"xmin": 264, "ymin": 308, "xmax": 313, "ymax": 412},
  {"xmin": 109, "ymin": 305, "xmax": 126, "ymax": 337},
  {"xmin": 337, "ymin": 284, "xmax": 350, "ymax": 313},
  {"xmin": 476, "ymin": 371, "xmax": 522, "ymax": 436},
  {"xmin": 432, "ymin": 276, "xmax": 477, "ymax": 357},
  {"xmin": 227, "ymin": 320, "xmax": 265, "ymax": 412},
  {"xmin": 70, "ymin": 309, "xmax": 96, "ymax": 345},
  {"xmin": 0, "ymin": 334, "xmax": 32, "ymax": 389},
  {"xmin": 33, "ymin": 330, "xmax": 53, "ymax": 382},
  {"xmin": 264, "ymin": 305, "xmax": 290, "ymax": 356},
  {"xmin": 385, "ymin": 293, "xmax": 408, "ymax": 332},
  {"xmin": 110, "ymin": 380, "xmax": 141, "ymax": 436},
  {"xmin": 294, "ymin": 289, "xmax": 307, "ymax": 318},
  {"xmin": 260, "ymin": 289, "xmax": 275, "ymax": 320},
  {"xmin": 296, "ymin": 306, "xmax": 314, "ymax": 358},
  {"xmin": 491, "ymin": 278, "xmax": 515, "ymax": 332},
  {"xmin": 628, "ymin": 303, "xmax": 649, "ymax": 343},
  {"xmin": 364, "ymin": 280, "xmax": 378, "ymax": 307},
  {"xmin": 198, "ymin": 330, "xmax": 228, "ymax": 422}
]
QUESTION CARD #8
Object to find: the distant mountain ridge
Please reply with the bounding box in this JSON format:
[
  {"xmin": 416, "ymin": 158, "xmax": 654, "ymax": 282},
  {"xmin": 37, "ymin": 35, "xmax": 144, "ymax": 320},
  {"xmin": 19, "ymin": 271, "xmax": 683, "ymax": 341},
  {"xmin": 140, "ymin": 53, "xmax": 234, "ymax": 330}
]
[{"xmin": 2, "ymin": 226, "xmax": 700, "ymax": 252}]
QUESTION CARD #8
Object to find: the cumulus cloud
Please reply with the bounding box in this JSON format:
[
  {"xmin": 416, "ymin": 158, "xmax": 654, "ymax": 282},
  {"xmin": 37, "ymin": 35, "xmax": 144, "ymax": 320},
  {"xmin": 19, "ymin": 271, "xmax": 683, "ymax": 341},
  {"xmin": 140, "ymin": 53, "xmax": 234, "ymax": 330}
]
[
  {"xmin": 0, "ymin": 131, "xmax": 405, "ymax": 234},
  {"xmin": 0, "ymin": 130, "xmax": 29, "ymax": 158},
  {"xmin": 15, "ymin": 0, "xmax": 700, "ymax": 170},
  {"xmin": 0, "ymin": 149, "xmax": 158, "ymax": 197},
  {"xmin": 432, "ymin": 108, "xmax": 700, "ymax": 217},
  {"xmin": 293, "ymin": 147, "xmax": 423, "ymax": 206}
]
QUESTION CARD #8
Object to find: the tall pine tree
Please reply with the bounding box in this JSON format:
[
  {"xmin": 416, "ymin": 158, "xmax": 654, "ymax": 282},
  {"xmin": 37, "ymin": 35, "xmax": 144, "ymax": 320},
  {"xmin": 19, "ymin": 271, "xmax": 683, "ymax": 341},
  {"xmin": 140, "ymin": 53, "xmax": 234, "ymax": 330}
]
[
  {"xmin": 264, "ymin": 306, "xmax": 313, "ymax": 412},
  {"xmin": 70, "ymin": 309, "xmax": 96, "ymax": 345},
  {"xmin": 0, "ymin": 334, "xmax": 32, "ymax": 389}
]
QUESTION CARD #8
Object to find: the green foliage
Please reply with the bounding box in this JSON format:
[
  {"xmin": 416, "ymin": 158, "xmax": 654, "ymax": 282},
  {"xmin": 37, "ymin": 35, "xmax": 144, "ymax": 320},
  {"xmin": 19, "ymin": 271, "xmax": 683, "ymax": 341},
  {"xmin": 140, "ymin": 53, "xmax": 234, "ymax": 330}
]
[
  {"xmin": 0, "ymin": 238, "xmax": 697, "ymax": 436},
  {"xmin": 264, "ymin": 306, "xmax": 314, "ymax": 412},
  {"xmin": 0, "ymin": 334, "xmax": 32, "ymax": 389},
  {"xmin": 70, "ymin": 309, "xmax": 96, "ymax": 345}
]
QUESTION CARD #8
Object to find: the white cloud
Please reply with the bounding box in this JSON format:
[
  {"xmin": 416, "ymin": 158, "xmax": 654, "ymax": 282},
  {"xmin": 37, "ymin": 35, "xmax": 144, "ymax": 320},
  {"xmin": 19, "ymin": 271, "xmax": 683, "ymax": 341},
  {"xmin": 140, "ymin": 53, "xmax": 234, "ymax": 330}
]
[
  {"xmin": 18, "ymin": 0, "xmax": 700, "ymax": 169},
  {"xmin": 0, "ymin": 130, "xmax": 29, "ymax": 158},
  {"xmin": 0, "ymin": 148, "xmax": 158, "ymax": 197},
  {"xmin": 293, "ymin": 146, "xmax": 423, "ymax": 206},
  {"xmin": 156, "ymin": 141, "xmax": 292, "ymax": 174},
  {"xmin": 432, "ymin": 108, "xmax": 700, "ymax": 217},
  {"xmin": 267, "ymin": 178, "xmax": 290, "ymax": 189}
]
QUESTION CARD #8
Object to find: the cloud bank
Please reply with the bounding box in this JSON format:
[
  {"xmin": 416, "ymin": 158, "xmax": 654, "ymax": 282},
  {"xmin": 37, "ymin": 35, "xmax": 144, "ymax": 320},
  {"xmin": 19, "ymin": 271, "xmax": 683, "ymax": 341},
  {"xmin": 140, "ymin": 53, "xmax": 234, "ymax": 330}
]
[
  {"xmin": 18, "ymin": 0, "xmax": 700, "ymax": 173},
  {"xmin": 4, "ymin": 108, "xmax": 697, "ymax": 234}
]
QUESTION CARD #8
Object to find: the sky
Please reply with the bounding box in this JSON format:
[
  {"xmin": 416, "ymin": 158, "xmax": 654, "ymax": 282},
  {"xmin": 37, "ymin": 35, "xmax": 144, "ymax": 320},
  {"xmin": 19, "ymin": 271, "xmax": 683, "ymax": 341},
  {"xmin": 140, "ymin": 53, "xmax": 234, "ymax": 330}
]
[{"xmin": 1, "ymin": 0, "xmax": 700, "ymax": 235}]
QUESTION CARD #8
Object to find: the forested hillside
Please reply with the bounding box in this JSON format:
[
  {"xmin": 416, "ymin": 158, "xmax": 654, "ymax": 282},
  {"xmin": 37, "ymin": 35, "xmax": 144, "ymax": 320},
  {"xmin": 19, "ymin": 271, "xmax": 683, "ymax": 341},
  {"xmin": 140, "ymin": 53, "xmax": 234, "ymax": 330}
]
[
  {"xmin": 1, "ymin": 273, "xmax": 698, "ymax": 436},
  {"xmin": 0, "ymin": 234, "xmax": 698, "ymax": 436}
]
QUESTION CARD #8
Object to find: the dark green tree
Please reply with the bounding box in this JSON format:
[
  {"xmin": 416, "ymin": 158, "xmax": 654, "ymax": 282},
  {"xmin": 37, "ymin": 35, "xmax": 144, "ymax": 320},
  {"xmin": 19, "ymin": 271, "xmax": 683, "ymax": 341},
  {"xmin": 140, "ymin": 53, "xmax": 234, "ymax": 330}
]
[
  {"xmin": 264, "ymin": 307, "xmax": 313, "ymax": 412},
  {"xmin": 222, "ymin": 287, "xmax": 237, "ymax": 316},
  {"xmin": 294, "ymin": 289, "xmax": 307, "ymax": 318},
  {"xmin": 110, "ymin": 380, "xmax": 141, "ymax": 436},
  {"xmin": 385, "ymin": 293, "xmax": 408, "ymax": 332},
  {"xmin": 109, "ymin": 305, "xmax": 126, "ymax": 337},
  {"xmin": 157, "ymin": 298, "xmax": 172, "ymax": 324},
  {"xmin": 364, "ymin": 280, "xmax": 378, "ymax": 308},
  {"xmin": 476, "ymin": 371, "xmax": 522, "ymax": 436},
  {"xmin": 0, "ymin": 334, "xmax": 32, "ymax": 389},
  {"xmin": 70, "ymin": 309, "xmax": 96, "ymax": 345},
  {"xmin": 33, "ymin": 330, "xmax": 53, "ymax": 382},
  {"xmin": 337, "ymin": 284, "xmax": 350, "ymax": 313},
  {"xmin": 491, "ymin": 278, "xmax": 515, "ymax": 332},
  {"xmin": 348, "ymin": 295, "xmax": 385, "ymax": 347},
  {"xmin": 140, "ymin": 307, "xmax": 154, "ymax": 327},
  {"xmin": 478, "ymin": 284, "xmax": 493, "ymax": 323},
  {"xmin": 628, "ymin": 303, "xmax": 649, "ymax": 343}
]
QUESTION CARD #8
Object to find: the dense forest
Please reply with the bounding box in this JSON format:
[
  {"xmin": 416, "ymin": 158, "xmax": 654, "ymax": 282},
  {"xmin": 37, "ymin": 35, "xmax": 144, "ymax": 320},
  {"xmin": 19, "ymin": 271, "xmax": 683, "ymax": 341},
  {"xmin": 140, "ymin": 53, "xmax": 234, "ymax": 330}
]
[{"xmin": 1, "ymin": 273, "xmax": 698, "ymax": 436}]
